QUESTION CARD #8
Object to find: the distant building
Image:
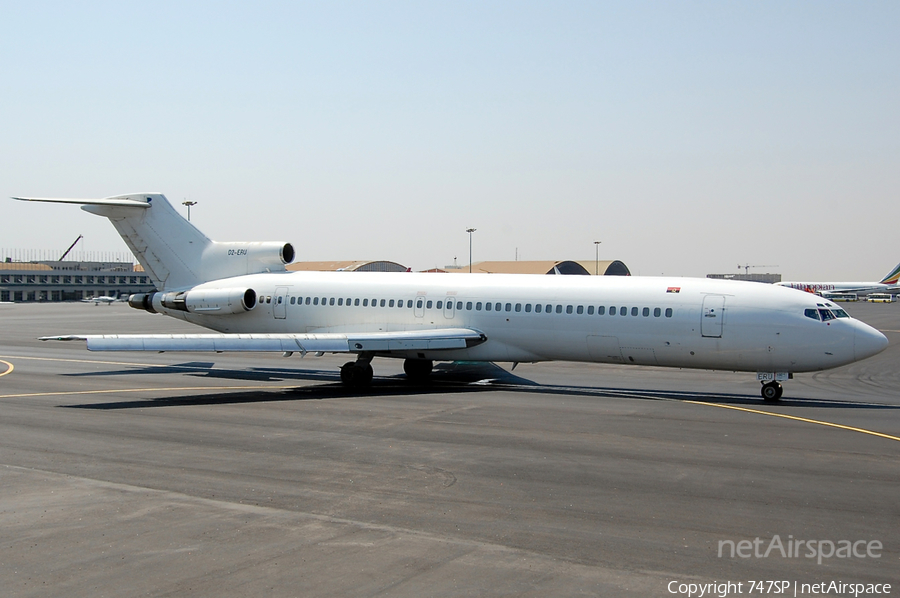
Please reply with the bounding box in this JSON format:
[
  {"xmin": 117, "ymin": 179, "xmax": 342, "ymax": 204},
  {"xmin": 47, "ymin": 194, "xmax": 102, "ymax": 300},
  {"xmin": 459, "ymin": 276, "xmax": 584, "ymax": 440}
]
[
  {"xmin": 286, "ymin": 260, "xmax": 410, "ymax": 273},
  {"xmin": 707, "ymin": 272, "xmax": 782, "ymax": 284},
  {"xmin": 445, "ymin": 260, "xmax": 631, "ymax": 276},
  {"xmin": 0, "ymin": 259, "xmax": 154, "ymax": 302}
]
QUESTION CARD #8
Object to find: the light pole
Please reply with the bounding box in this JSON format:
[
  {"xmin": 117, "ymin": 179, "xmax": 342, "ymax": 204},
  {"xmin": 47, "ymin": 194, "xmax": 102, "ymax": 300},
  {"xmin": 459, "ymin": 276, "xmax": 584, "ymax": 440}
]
[
  {"xmin": 594, "ymin": 240, "xmax": 601, "ymax": 275},
  {"xmin": 466, "ymin": 228, "xmax": 476, "ymax": 273},
  {"xmin": 182, "ymin": 200, "xmax": 197, "ymax": 221}
]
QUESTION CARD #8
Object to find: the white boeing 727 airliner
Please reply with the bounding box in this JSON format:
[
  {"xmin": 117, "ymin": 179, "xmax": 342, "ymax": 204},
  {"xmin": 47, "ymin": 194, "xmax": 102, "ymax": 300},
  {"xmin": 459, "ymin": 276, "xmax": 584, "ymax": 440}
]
[{"xmin": 14, "ymin": 193, "xmax": 888, "ymax": 401}]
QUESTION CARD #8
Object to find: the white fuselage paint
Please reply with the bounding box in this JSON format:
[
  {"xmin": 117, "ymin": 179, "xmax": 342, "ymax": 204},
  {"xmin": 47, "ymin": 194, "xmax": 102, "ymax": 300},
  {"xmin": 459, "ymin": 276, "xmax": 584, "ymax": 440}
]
[{"xmin": 155, "ymin": 271, "xmax": 886, "ymax": 374}]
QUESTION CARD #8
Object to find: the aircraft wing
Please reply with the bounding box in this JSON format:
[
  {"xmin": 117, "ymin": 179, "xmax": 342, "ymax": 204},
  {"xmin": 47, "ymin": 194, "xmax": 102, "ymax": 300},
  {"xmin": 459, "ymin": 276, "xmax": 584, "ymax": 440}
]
[{"xmin": 40, "ymin": 328, "xmax": 487, "ymax": 354}]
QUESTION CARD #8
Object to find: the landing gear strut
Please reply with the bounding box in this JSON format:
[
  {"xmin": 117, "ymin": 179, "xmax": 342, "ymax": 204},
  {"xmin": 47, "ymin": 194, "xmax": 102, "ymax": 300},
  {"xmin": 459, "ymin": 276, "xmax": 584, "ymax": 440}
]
[
  {"xmin": 761, "ymin": 381, "xmax": 783, "ymax": 402},
  {"xmin": 340, "ymin": 358, "xmax": 374, "ymax": 389},
  {"xmin": 403, "ymin": 358, "xmax": 433, "ymax": 382}
]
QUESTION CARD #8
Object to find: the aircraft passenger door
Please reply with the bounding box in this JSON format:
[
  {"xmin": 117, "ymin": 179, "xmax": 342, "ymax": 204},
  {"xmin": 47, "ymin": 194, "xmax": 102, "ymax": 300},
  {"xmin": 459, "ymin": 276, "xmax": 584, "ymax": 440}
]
[
  {"xmin": 443, "ymin": 294, "xmax": 456, "ymax": 319},
  {"xmin": 274, "ymin": 286, "xmax": 288, "ymax": 319},
  {"xmin": 701, "ymin": 295, "xmax": 725, "ymax": 338}
]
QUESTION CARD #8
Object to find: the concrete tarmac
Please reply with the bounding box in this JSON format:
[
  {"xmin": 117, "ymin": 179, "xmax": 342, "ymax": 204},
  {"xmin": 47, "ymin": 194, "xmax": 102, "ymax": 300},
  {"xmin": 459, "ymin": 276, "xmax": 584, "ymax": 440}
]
[{"xmin": 1, "ymin": 301, "xmax": 898, "ymax": 597}]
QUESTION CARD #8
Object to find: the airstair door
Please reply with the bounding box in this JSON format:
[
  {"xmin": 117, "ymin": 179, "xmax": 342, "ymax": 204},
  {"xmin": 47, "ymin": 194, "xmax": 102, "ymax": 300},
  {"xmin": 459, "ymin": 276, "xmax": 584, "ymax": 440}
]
[
  {"xmin": 274, "ymin": 286, "xmax": 288, "ymax": 319},
  {"xmin": 701, "ymin": 295, "xmax": 725, "ymax": 338}
]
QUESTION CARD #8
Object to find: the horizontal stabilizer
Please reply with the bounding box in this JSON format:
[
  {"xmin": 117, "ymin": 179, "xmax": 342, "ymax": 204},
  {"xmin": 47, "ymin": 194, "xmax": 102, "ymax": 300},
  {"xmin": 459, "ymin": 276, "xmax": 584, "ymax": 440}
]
[
  {"xmin": 12, "ymin": 196, "xmax": 151, "ymax": 208},
  {"xmin": 40, "ymin": 328, "xmax": 487, "ymax": 354}
]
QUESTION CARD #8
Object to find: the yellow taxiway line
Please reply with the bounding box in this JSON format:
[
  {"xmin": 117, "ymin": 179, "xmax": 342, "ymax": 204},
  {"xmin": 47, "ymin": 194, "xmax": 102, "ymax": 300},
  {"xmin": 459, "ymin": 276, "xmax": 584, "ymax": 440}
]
[
  {"xmin": 0, "ymin": 360, "xmax": 14, "ymax": 378},
  {"xmin": 686, "ymin": 401, "xmax": 900, "ymax": 443}
]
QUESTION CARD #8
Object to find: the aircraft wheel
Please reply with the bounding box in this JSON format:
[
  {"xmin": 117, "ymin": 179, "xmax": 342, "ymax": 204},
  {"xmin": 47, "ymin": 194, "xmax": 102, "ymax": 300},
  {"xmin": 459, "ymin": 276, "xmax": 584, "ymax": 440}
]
[
  {"xmin": 761, "ymin": 381, "xmax": 782, "ymax": 402},
  {"xmin": 403, "ymin": 359, "xmax": 433, "ymax": 382},
  {"xmin": 340, "ymin": 361, "xmax": 373, "ymax": 389}
]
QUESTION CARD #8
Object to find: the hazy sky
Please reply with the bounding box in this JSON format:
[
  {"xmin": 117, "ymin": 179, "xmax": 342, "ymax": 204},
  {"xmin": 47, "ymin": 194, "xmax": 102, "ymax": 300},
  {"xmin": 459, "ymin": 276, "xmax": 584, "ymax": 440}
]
[{"xmin": 2, "ymin": 1, "xmax": 898, "ymax": 279}]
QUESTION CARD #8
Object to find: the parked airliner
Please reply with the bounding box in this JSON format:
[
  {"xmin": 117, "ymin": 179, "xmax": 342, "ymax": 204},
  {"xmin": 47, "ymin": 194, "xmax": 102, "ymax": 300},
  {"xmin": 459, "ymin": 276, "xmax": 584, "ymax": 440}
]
[
  {"xmin": 14, "ymin": 193, "xmax": 888, "ymax": 401},
  {"xmin": 776, "ymin": 263, "xmax": 900, "ymax": 296}
]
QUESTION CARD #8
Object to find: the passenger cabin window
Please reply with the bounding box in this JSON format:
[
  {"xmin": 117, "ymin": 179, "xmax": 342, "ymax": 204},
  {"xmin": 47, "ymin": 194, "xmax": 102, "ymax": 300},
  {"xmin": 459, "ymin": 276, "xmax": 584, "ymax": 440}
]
[
  {"xmin": 330, "ymin": 298, "xmax": 335, "ymax": 306},
  {"xmin": 485, "ymin": 302, "xmax": 492, "ymax": 311},
  {"xmin": 665, "ymin": 308, "xmax": 673, "ymax": 317},
  {"xmin": 535, "ymin": 304, "xmax": 542, "ymax": 313},
  {"xmin": 598, "ymin": 306, "xmax": 605, "ymax": 315},
  {"xmin": 654, "ymin": 307, "xmax": 661, "ymax": 317},
  {"xmin": 476, "ymin": 302, "xmax": 482, "ymax": 310}
]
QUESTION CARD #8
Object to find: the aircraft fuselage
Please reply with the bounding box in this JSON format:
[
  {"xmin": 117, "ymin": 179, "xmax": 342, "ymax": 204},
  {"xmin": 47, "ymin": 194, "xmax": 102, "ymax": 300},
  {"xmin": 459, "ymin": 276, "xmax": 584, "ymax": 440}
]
[{"xmin": 153, "ymin": 271, "xmax": 885, "ymax": 374}]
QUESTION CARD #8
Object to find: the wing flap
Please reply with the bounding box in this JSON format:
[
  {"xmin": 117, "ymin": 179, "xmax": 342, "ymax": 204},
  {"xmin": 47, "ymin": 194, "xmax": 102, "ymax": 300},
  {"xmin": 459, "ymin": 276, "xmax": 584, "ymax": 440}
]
[{"xmin": 40, "ymin": 329, "xmax": 486, "ymax": 354}]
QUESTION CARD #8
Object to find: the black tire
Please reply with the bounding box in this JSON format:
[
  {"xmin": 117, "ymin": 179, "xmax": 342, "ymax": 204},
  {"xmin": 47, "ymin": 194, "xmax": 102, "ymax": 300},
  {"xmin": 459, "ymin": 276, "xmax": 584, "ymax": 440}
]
[
  {"xmin": 761, "ymin": 382, "xmax": 782, "ymax": 402},
  {"xmin": 403, "ymin": 359, "xmax": 433, "ymax": 382},
  {"xmin": 340, "ymin": 362, "xmax": 373, "ymax": 389}
]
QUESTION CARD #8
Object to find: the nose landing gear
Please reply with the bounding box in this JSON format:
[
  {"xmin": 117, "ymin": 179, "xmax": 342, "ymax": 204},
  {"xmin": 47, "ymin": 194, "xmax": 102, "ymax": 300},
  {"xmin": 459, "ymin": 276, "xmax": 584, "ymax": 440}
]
[{"xmin": 761, "ymin": 381, "xmax": 783, "ymax": 402}]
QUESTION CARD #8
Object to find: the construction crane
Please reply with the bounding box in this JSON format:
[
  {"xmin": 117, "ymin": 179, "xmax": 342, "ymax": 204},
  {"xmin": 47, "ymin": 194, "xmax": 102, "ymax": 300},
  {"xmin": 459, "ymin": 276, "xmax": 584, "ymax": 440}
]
[
  {"xmin": 738, "ymin": 264, "xmax": 779, "ymax": 275},
  {"xmin": 59, "ymin": 235, "xmax": 83, "ymax": 261}
]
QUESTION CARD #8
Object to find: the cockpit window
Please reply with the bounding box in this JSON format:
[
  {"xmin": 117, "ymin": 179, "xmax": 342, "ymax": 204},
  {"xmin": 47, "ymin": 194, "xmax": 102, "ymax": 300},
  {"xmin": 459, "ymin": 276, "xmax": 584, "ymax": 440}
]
[
  {"xmin": 832, "ymin": 308, "xmax": 850, "ymax": 318},
  {"xmin": 818, "ymin": 309, "xmax": 836, "ymax": 321},
  {"xmin": 804, "ymin": 308, "xmax": 820, "ymax": 320}
]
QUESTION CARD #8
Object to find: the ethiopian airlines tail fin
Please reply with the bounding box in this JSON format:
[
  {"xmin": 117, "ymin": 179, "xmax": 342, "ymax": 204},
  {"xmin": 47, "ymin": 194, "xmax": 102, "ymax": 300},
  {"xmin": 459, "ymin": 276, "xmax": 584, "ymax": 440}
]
[
  {"xmin": 879, "ymin": 262, "xmax": 900, "ymax": 286},
  {"xmin": 13, "ymin": 193, "xmax": 295, "ymax": 291}
]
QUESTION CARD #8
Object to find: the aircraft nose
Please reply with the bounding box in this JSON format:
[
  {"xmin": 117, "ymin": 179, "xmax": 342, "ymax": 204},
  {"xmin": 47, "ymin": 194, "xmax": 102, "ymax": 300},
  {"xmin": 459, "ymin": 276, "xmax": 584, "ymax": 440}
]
[{"xmin": 854, "ymin": 322, "xmax": 889, "ymax": 361}]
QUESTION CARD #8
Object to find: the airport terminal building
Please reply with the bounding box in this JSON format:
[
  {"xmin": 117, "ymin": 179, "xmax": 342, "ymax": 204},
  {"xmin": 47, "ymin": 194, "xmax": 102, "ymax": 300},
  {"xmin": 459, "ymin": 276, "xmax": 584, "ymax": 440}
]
[{"xmin": 0, "ymin": 260, "xmax": 155, "ymax": 302}]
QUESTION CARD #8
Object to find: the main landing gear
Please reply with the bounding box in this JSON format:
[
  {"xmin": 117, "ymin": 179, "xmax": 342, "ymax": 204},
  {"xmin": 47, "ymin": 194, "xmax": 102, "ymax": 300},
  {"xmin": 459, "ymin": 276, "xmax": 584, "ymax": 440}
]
[
  {"xmin": 339, "ymin": 358, "xmax": 435, "ymax": 389},
  {"xmin": 761, "ymin": 381, "xmax": 783, "ymax": 402},
  {"xmin": 340, "ymin": 358, "xmax": 373, "ymax": 389},
  {"xmin": 403, "ymin": 358, "xmax": 433, "ymax": 383}
]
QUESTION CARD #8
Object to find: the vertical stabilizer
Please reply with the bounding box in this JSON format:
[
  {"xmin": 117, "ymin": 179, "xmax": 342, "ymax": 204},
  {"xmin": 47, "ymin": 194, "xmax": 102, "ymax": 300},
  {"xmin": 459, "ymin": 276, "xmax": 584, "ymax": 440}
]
[
  {"xmin": 14, "ymin": 193, "xmax": 295, "ymax": 291},
  {"xmin": 14, "ymin": 193, "xmax": 210, "ymax": 290},
  {"xmin": 879, "ymin": 262, "xmax": 900, "ymax": 285}
]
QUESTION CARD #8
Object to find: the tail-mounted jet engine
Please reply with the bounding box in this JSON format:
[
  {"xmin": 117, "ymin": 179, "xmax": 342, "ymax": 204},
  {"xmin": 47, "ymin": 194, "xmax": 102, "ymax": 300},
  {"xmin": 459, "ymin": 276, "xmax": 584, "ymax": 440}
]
[{"xmin": 129, "ymin": 287, "xmax": 257, "ymax": 315}]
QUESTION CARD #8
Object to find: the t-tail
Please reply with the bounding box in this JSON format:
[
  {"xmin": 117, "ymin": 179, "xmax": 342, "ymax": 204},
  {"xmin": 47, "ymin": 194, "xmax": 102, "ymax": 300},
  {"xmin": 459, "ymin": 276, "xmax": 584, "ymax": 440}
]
[{"xmin": 12, "ymin": 193, "xmax": 294, "ymax": 291}]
